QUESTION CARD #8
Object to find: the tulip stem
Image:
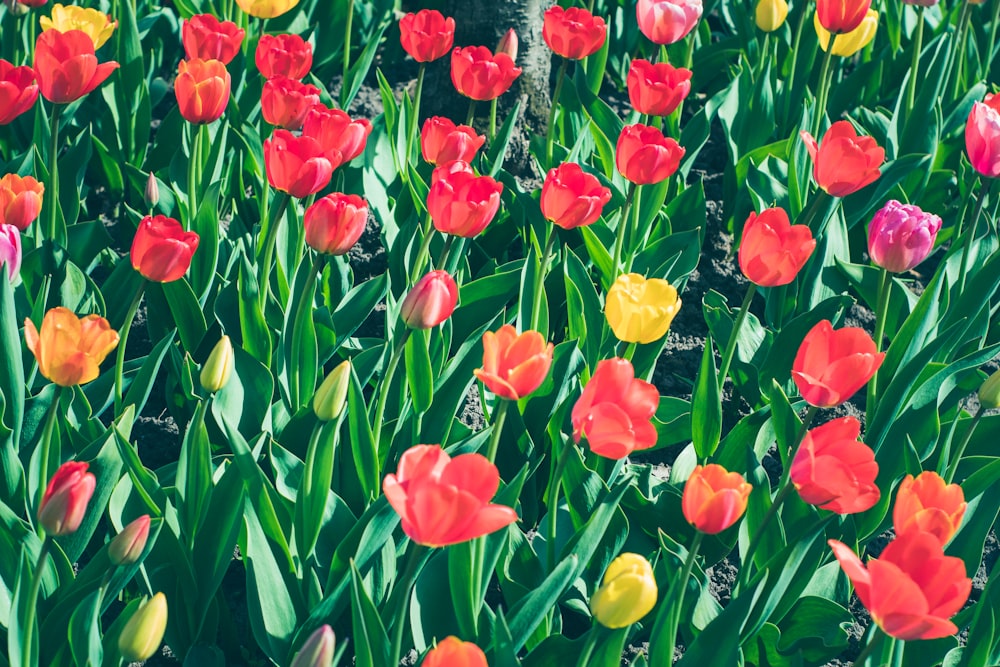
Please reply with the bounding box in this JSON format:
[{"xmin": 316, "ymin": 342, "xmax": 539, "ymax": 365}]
[
  {"xmin": 35, "ymin": 386, "xmax": 62, "ymax": 520},
  {"xmin": 485, "ymin": 399, "xmax": 509, "ymax": 464},
  {"xmin": 782, "ymin": 6, "xmax": 808, "ymax": 128},
  {"xmin": 402, "ymin": 63, "xmax": 426, "ymax": 177},
  {"xmin": 958, "ymin": 179, "xmax": 990, "ymax": 295},
  {"xmin": 717, "ymin": 282, "xmax": 758, "ymax": 390},
  {"xmin": 866, "ymin": 268, "xmax": 890, "ymax": 419},
  {"xmin": 529, "ymin": 232, "xmax": 557, "ymax": 334},
  {"xmin": 341, "ymin": 0, "xmax": 354, "ymax": 105},
  {"xmin": 575, "ymin": 625, "xmax": 605, "ymax": 667},
  {"xmin": 436, "ymin": 234, "xmax": 455, "ymax": 271},
  {"xmin": 611, "ymin": 184, "xmax": 637, "ymax": 277},
  {"xmin": 114, "ymin": 282, "xmax": 146, "ymax": 417},
  {"xmin": 46, "ymin": 104, "xmax": 61, "ymax": 245},
  {"xmin": 258, "ymin": 192, "xmax": 290, "ymax": 307},
  {"xmin": 371, "ymin": 330, "xmax": 410, "ymax": 457},
  {"xmin": 466, "ymin": 99, "xmax": 477, "ymax": 127},
  {"xmin": 546, "ymin": 435, "xmax": 576, "ymax": 573},
  {"xmin": 622, "ymin": 342, "xmax": 637, "ymax": 361},
  {"xmin": 187, "ymin": 123, "xmax": 205, "ymax": 228},
  {"xmin": 985, "ymin": 0, "xmax": 1000, "ymax": 79},
  {"xmin": 905, "ymin": 7, "xmax": 925, "ymax": 118},
  {"xmin": 388, "ymin": 543, "xmax": 427, "ymax": 667},
  {"xmin": 409, "ymin": 214, "xmax": 435, "ymax": 285},
  {"xmin": 289, "ymin": 254, "xmax": 324, "ymax": 410},
  {"xmin": 944, "ymin": 404, "xmax": 985, "ymax": 483},
  {"xmin": 489, "ymin": 98, "xmax": 498, "ymax": 141},
  {"xmin": 20, "ymin": 535, "xmax": 52, "ymax": 667},
  {"xmin": 546, "ymin": 58, "xmax": 569, "ymax": 167},
  {"xmin": 812, "ymin": 42, "xmax": 835, "ymax": 137},
  {"xmin": 662, "ymin": 531, "xmax": 704, "ymax": 663},
  {"xmin": 946, "ymin": 0, "xmax": 973, "ymax": 102},
  {"xmin": 853, "ymin": 628, "xmax": 886, "ymax": 666}
]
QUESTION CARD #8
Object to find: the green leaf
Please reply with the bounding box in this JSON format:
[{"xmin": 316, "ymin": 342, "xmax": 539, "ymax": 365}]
[
  {"xmin": 691, "ymin": 336, "xmax": 722, "ymax": 459},
  {"xmin": 341, "ymin": 23, "xmax": 388, "ymax": 108},
  {"xmin": 0, "ymin": 274, "xmax": 25, "ymax": 506},
  {"xmin": 160, "ymin": 279, "xmax": 207, "ymax": 353},
  {"xmin": 347, "ymin": 364, "xmax": 379, "ymax": 501},
  {"xmin": 67, "ymin": 589, "xmax": 103, "ymax": 667},
  {"xmin": 405, "ymin": 331, "xmax": 434, "ymax": 413},
  {"xmin": 350, "ymin": 562, "xmax": 391, "ymax": 667},
  {"xmin": 504, "ymin": 555, "xmax": 579, "ymax": 653}
]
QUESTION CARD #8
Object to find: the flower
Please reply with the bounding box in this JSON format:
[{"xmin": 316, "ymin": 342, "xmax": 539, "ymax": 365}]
[
  {"xmin": 590, "ymin": 553, "xmax": 658, "ymax": 628},
  {"xmin": 450, "ymin": 45, "xmax": 522, "ymax": 102},
  {"xmin": 572, "ymin": 358, "xmax": 659, "ymax": 459},
  {"xmin": 616, "ymin": 123, "xmax": 685, "ymax": 185},
  {"xmin": 109, "ymin": 515, "xmax": 151, "ymax": 565},
  {"xmin": 542, "ymin": 6, "xmax": 607, "ymax": 60},
  {"xmin": 422, "ymin": 637, "xmax": 487, "ymax": 667},
  {"xmin": 474, "ymin": 325, "xmax": 554, "ymax": 400},
  {"xmin": 399, "ymin": 9, "xmax": 455, "ymax": 63},
  {"xmin": 540, "ymin": 162, "xmax": 611, "ymax": 230},
  {"xmin": 626, "ymin": 59, "xmax": 692, "ymax": 117},
  {"xmin": 304, "ymin": 192, "xmax": 368, "ymax": 255},
  {"xmin": 682, "ymin": 464, "xmax": 752, "ymax": 534},
  {"xmin": 313, "ymin": 360, "xmax": 351, "ymax": 422},
  {"xmin": 815, "ymin": 9, "xmax": 879, "ymax": 57},
  {"xmin": 800, "ymin": 121, "xmax": 884, "ymax": 197},
  {"xmin": 755, "ymin": 0, "xmax": 789, "ymax": 32},
  {"xmin": 255, "ymin": 33, "xmax": 313, "ymax": 80},
  {"xmin": 383, "ymin": 444, "xmax": 519, "ymax": 547},
  {"xmin": 38, "ymin": 461, "xmax": 96, "ymax": 535},
  {"xmin": 495, "ymin": 29, "xmax": 518, "ymax": 61},
  {"xmin": 420, "ymin": 116, "xmax": 485, "ymax": 166},
  {"xmin": 235, "ymin": 0, "xmax": 299, "ymax": 19},
  {"xmin": 25, "ymin": 307, "xmax": 119, "ymax": 386},
  {"xmin": 0, "ymin": 224, "xmax": 21, "ymax": 282},
  {"xmin": 604, "ymin": 273, "xmax": 681, "ymax": 344},
  {"xmin": 980, "ymin": 368, "xmax": 1000, "ymax": 409},
  {"xmin": 264, "ymin": 129, "xmax": 334, "ymax": 198},
  {"xmin": 118, "ymin": 593, "xmax": 168, "ymax": 661},
  {"xmin": 301, "ymin": 105, "xmax": 372, "ymax": 167},
  {"xmin": 965, "ymin": 95, "xmax": 1000, "ymax": 178},
  {"xmin": 815, "ymin": 0, "xmax": 872, "ymax": 34},
  {"xmin": 635, "ymin": 0, "xmax": 703, "ymax": 45},
  {"xmin": 401, "ymin": 271, "xmax": 458, "ymax": 330},
  {"xmin": 738, "ymin": 207, "xmax": 816, "ymax": 287},
  {"xmin": 182, "ymin": 14, "xmax": 244, "ymax": 64},
  {"xmin": 200, "ymin": 335, "xmax": 234, "ymax": 393},
  {"xmin": 893, "ymin": 472, "xmax": 966, "ymax": 545},
  {"xmin": 0, "ymin": 174, "xmax": 44, "ymax": 231},
  {"xmin": 867, "ymin": 200, "xmax": 942, "ymax": 273},
  {"xmin": 791, "ymin": 320, "xmax": 884, "ymax": 408},
  {"xmin": 130, "ymin": 215, "xmax": 200, "ymax": 283},
  {"xmin": 39, "ymin": 4, "xmax": 116, "ymax": 49},
  {"xmin": 175, "ymin": 58, "xmax": 231, "ymax": 125},
  {"xmin": 427, "ymin": 163, "xmax": 503, "ymax": 238},
  {"xmin": 0, "ymin": 59, "xmax": 39, "ymax": 125},
  {"xmin": 790, "ymin": 416, "xmax": 880, "ymax": 513},
  {"xmin": 144, "ymin": 172, "xmax": 159, "ymax": 209},
  {"xmin": 261, "ymin": 77, "xmax": 321, "ymax": 130},
  {"xmin": 33, "ymin": 29, "xmax": 118, "ymax": 104},
  {"xmin": 829, "ymin": 532, "xmax": 971, "ymax": 640},
  {"xmin": 290, "ymin": 625, "xmax": 335, "ymax": 667}
]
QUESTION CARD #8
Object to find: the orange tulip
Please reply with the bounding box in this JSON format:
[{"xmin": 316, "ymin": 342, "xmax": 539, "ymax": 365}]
[
  {"xmin": 474, "ymin": 325, "xmax": 553, "ymax": 400},
  {"xmin": 738, "ymin": 207, "xmax": 816, "ymax": 287},
  {"xmin": 682, "ymin": 464, "xmax": 752, "ymax": 534},
  {"xmin": 893, "ymin": 472, "xmax": 966, "ymax": 545},
  {"xmin": 25, "ymin": 307, "xmax": 119, "ymax": 386},
  {"xmin": 0, "ymin": 173, "xmax": 44, "ymax": 231},
  {"xmin": 800, "ymin": 121, "xmax": 884, "ymax": 197},
  {"xmin": 789, "ymin": 416, "xmax": 879, "ymax": 514},
  {"xmin": 175, "ymin": 58, "xmax": 230, "ymax": 125},
  {"xmin": 422, "ymin": 637, "xmax": 487, "ymax": 667},
  {"xmin": 791, "ymin": 320, "xmax": 884, "ymax": 407}
]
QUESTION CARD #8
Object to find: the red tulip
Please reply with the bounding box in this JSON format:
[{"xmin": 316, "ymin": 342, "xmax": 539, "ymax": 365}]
[
  {"xmin": 401, "ymin": 270, "xmax": 458, "ymax": 329},
  {"xmin": 303, "ymin": 193, "xmax": 368, "ymax": 255},
  {"xmin": 0, "ymin": 174, "xmax": 44, "ymax": 231},
  {"xmin": 636, "ymin": 0, "xmax": 703, "ymax": 45},
  {"xmin": 431, "ymin": 159, "xmax": 474, "ymax": 185},
  {"xmin": 0, "ymin": 59, "xmax": 39, "ymax": 125},
  {"xmin": 383, "ymin": 444, "xmax": 518, "ymax": 547},
  {"xmin": 738, "ymin": 207, "xmax": 816, "ymax": 287},
  {"xmin": 422, "ymin": 637, "xmax": 487, "ymax": 667},
  {"xmin": 302, "ymin": 105, "xmax": 372, "ymax": 167},
  {"xmin": 38, "ymin": 461, "xmax": 96, "ymax": 536},
  {"xmin": 893, "ymin": 472, "xmax": 966, "ymax": 545},
  {"xmin": 540, "ymin": 162, "xmax": 611, "ymax": 230},
  {"xmin": 572, "ymin": 358, "xmax": 659, "ymax": 459},
  {"xmin": 421, "ymin": 116, "xmax": 485, "ymax": 166},
  {"xmin": 816, "ymin": 0, "xmax": 872, "ymax": 33},
  {"xmin": 255, "ymin": 33, "xmax": 313, "ymax": 80},
  {"xmin": 264, "ymin": 129, "xmax": 334, "ymax": 198},
  {"xmin": 542, "ymin": 6, "xmax": 607, "ymax": 60},
  {"xmin": 792, "ymin": 320, "xmax": 884, "ymax": 408},
  {"xmin": 182, "ymin": 14, "xmax": 245, "ymax": 65},
  {"xmin": 829, "ymin": 532, "xmax": 971, "ymax": 640},
  {"xmin": 800, "ymin": 121, "xmax": 884, "ymax": 197},
  {"xmin": 450, "ymin": 45, "xmax": 522, "ymax": 102},
  {"xmin": 627, "ymin": 59, "xmax": 691, "ymax": 117},
  {"xmin": 616, "ymin": 123, "xmax": 685, "ymax": 185},
  {"xmin": 790, "ymin": 416, "xmax": 879, "ymax": 514},
  {"xmin": 399, "ymin": 9, "xmax": 455, "ymax": 63},
  {"xmin": 682, "ymin": 464, "xmax": 752, "ymax": 534},
  {"xmin": 130, "ymin": 215, "xmax": 200, "ymax": 283},
  {"xmin": 261, "ymin": 76, "xmax": 320, "ymax": 130},
  {"xmin": 33, "ymin": 29, "xmax": 118, "ymax": 104},
  {"xmin": 17, "ymin": 0, "xmax": 49, "ymax": 7},
  {"xmin": 427, "ymin": 163, "xmax": 503, "ymax": 238},
  {"xmin": 965, "ymin": 94, "xmax": 1000, "ymax": 178},
  {"xmin": 474, "ymin": 325, "xmax": 553, "ymax": 401},
  {"xmin": 175, "ymin": 58, "xmax": 230, "ymax": 124}
]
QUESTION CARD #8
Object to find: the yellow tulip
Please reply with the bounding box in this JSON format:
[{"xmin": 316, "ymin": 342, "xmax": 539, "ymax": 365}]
[
  {"xmin": 313, "ymin": 360, "xmax": 351, "ymax": 421},
  {"xmin": 200, "ymin": 335, "xmax": 234, "ymax": 393},
  {"xmin": 118, "ymin": 593, "xmax": 168, "ymax": 662},
  {"xmin": 235, "ymin": 0, "xmax": 300, "ymax": 19},
  {"xmin": 814, "ymin": 9, "xmax": 879, "ymax": 57},
  {"xmin": 39, "ymin": 4, "xmax": 116, "ymax": 49},
  {"xmin": 604, "ymin": 273, "xmax": 681, "ymax": 344},
  {"xmin": 24, "ymin": 307, "xmax": 119, "ymax": 387},
  {"xmin": 590, "ymin": 553, "xmax": 658, "ymax": 629},
  {"xmin": 756, "ymin": 0, "xmax": 788, "ymax": 32},
  {"xmin": 979, "ymin": 368, "xmax": 1000, "ymax": 410}
]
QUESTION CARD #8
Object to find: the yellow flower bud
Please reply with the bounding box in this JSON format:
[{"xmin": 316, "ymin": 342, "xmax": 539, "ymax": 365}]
[
  {"xmin": 590, "ymin": 553, "xmax": 658, "ymax": 629},
  {"xmin": 814, "ymin": 9, "xmax": 879, "ymax": 57},
  {"xmin": 118, "ymin": 593, "xmax": 168, "ymax": 662},
  {"xmin": 756, "ymin": 0, "xmax": 788, "ymax": 32},
  {"xmin": 235, "ymin": 0, "xmax": 300, "ymax": 18},
  {"xmin": 979, "ymin": 368, "xmax": 1000, "ymax": 410},
  {"xmin": 313, "ymin": 360, "xmax": 351, "ymax": 422},
  {"xmin": 39, "ymin": 4, "xmax": 117, "ymax": 49},
  {"xmin": 200, "ymin": 335, "xmax": 234, "ymax": 393},
  {"xmin": 604, "ymin": 273, "xmax": 681, "ymax": 344}
]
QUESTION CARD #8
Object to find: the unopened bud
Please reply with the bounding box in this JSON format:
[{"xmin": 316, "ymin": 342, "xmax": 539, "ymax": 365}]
[
  {"xmin": 400, "ymin": 270, "xmax": 458, "ymax": 329},
  {"xmin": 118, "ymin": 593, "xmax": 168, "ymax": 662},
  {"xmin": 145, "ymin": 172, "xmax": 160, "ymax": 209},
  {"xmin": 755, "ymin": 0, "xmax": 788, "ymax": 32},
  {"xmin": 496, "ymin": 28, "xmax": 518, "ymax": 61},
  {"xmin": 313, "ymin": 360, "xmax": 351, "ymax": 421},
  {"xmin": 109, "ymin": 515, "xmax": 151, "ymax": 565},
  {"xmin": 290, "ymin": 625, "xmax": 335, "ymax": 667},
  {"xmin": 979, "ymin": 368, "xmax": 1000, "ymax": 410},
  {"xmin": 200, "ymin": 335, "xmax": 234, "ymax": 393}
]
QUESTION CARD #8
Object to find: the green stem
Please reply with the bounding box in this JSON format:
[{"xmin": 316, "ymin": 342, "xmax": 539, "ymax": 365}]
[
  {"xmin": 944, "ymin": 404, "xmax": 985, "ymax": 483},
  {"xmin": 35, "ymin": 386, "xmax": 62, "ymax": 519},
  {"xmin": 959, "ymin": 180, "xmax": 990, "ymax": 294},
  {"xmin": 46, "ymin": 104, "xmax": 61, "ymax": 244},
  {"xmin": 755, "ymin": 33, "xmax": 771, "ymax": 81},
  {"xmin": 986, "ymin": 0, "xmax": 1000, "ymax": 79},
  {"xmin": 466, "ymin": 99, "xmax": 477, "ymax": 127},
  {"xmin": 342, "ymin": 0, "xmax": 354, "ymax": 98},
  {"xmin": 783, "ymin": 6, "xmax": 808, "ymax": 127},
  {"xmin": 866, "ymin": 268, "xmax": 891, "ymax": 418},
  {"xmin": 546, "ymin": 436, "xmax": 576, "ymax": 573},
  {"xmin": 622, "ymin": 342, "xmax": 637, "ymax": 361},
  {"xmin": 371, "ymin": 332, "xmax": 410, "ymax": 453},
  {"xmin": 812, "ymin": 42, "xmax": 835, "ymax": 137},
  {"xmin": 290, "ymin": 254, "xmax": 323, "ymax": 409},
  {"xmin": 188, "ymin": 123, "xmax": 203, "ymax": 227},
  {"xmin": 403, "ymin": 63, "xmax": 426, "ymax": 175},
  {"xmin": 546, "ymin": 58, "xmax": 569, "ymax": 167},
  {"xmin": 664, "ymin": 531, "xmax": 703, "ymax": 660},
  {"xmin": 853, "ymin": 628, "xmax": 886, "ymax": 666},
  {"xmin": 485, "ymin": 399, "xmax": 509, "ymax": 464},
  {"xmin": 436, "ymin": 234, "xmax": 456, "ymax": 271},
  {"xmin": 906, "ymin": 8, "xmax": 925, "ymax": 117},
  {"xmin": 20, "ymin": 536, "xmax": 52, "ymax": 667},
  {"xmin": 409, "ymin": 214, "xmax": 435, "ymax": 285},
  {"xmin": 529, "ymin": 232, "xmax": 557, "ymax": 334},
  {"xmin": 388, "ymin": 543, "xmax": 427, "ymax": 667},
  {"xmin": 114, "ymin": 282, "xmax": 145, "ymax": 417},
  {"xmin": 717, "ymin": 283, "xmax": 758, "ymax": 389},
  {"xmin": 258, "ymin": 193, "xmax": 290, "ymax": 307},
  {"xmin": 489, "ymin": 98, "xmax": 498, "ymax": 141},
  {"xmin": 610, "ymin": 184, "xmax": 637, "ymax": 276},
  {"xmin": 946, "ymin": 0, "xmax": 972, "ymax": 101},
  {"xmin": 575, "ymin": 625, "xmax": 603, "ymax": 667}
]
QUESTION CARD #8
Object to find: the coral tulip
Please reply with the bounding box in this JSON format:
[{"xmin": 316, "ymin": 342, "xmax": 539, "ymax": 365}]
[
  {"xmin": 290, "ymin": 625, "xmax": 336, "ymax": 667},
  {"xmin": 130, "ymin": 215, "xmax": 200, "ymax": 283},
  {"xmin": 616, "ymin": 123, "xmax": 685, "ymax": 185},
  {"xmin": 636, "ymin": 0, "xmax": 703, "ymax": 45},
  {"xmin": 264, "ymin": 129, "xmax": 334, "ymax": 198},
  {"xmin": 893, "ymin": 472, "xmax": 966, "ymax": 545},
  {"xmin": 815, "ymin": 9, "xmax": 878, "ymax": 57},
  {"xmin": 422, "ymin": 637, "xmax": 487, "ymax": 667},
  {"xmin": 965, "ymin": 95, "xmax": 1000, "ymax": 178},
  {"xmin": 40, "ymin": 4, "xmax": 116, "ymax": 50},
  {"xmin": 791, "ymin": 320, "xmax": 884, "ymax": 408},
  {"xmin": 867, "ymin": 200, "xmax": 941, "ymax": 273},
  {"xmin": 304, "ymin": 192, "xmax": 368, "ymax": 255},
  {"xmin": 474, "ymin": 325, "xmax": 553, "ymax": 400},
  {"xmin": 540, "ymin": 162, "xmax": 611, "ymax": 230},
  {"xmin": 25, "ymin": 307, "xmax": 119, "ymax": 386},
  {"xmin": 756, "ymin": 0, "xmax": 789, "ymax": 32},
  {"xmin": 401, "ymin": 270, "xmax": 458, "ymax": 330},
  {"xmin": 200, "ymin": 335, "xmax": 234, "ymax": 393},
  {"xmin": 542, "ymin": 6, "xmax": 607, "ymax": 60},
  {"xmin": 427, "ymin": 164, "xmax": 503, "ymax": 238},
  {"xmin": 420, "ymin": 117, "xmax": 485, "ymax": 166},
  {"xmin": 255, "ymin": 33, "xmax": 312, "ymax": 80},
  {"xmin": 738, "ymin": 207, "xmax": 816, "ymax": 287},
  {"xmin": 383, "ymin": 444, "xmax": 519, "ymax": 547},
  {"xmin": 605, "ymin": 273, "xmax": 681, "ymax": 344},
  {"xmin": 829, "ymin": 532, "xmax": 971, "ymax": 640},
  {"xmin": 261, "ymin": 77, "xmax": 320, "ymax": 130},
  {"xmin": 235, "ymin": 0, "xmax": 299, "ymax": 19},
  {"xmin": 38, "ymin": 461, "xmax": 96, "ymax": 535},
  {"xmin": 572, "ymin": 358, "xmax": 659, "ymax": 459},
  {"xmin": 33, "ymin": 29, "xmax": 118, "ymax": 104},
  {"xmin": 590, "ymin": 553, "xmax": 658, "ymax": 628},
  {"xmin": 302, "ymin": 105, "xmax": 372, "ymax": 167},
  {"xmin": 0, "ymin": 224, "xmax": 20, "ymax": 282},
  {"xmin": 109, "ymin": 515, "xmax": 151, "ymax": 565},
  {"xmin": 800, "ymin": 121, "xmax": 884, "ymax": 197},
  {"xmin": 175, "ymin": 58, "xmax": 230, "ymax": 124},
  {"xmin": 399, "ymin": 9, "xmax": 455, "ymax": 63},
  {"xmin": 627, "ymin": 59, "xmax": 692, "ymax": 117},
  {"xmin": 118, "ymin": 593, "xmax": 168, "ymax": 661},
  {"xmin": 790, "ymin": 416, "xmax": 880, "ymax": 514},
  {"xmin": 816, "ymin": 0, "xmax": 872, "ymax": 33},
  {"xmin": 16, "ymin": 0, "xmax": 48, "ymax": 7},
  {"xmin": 451, "ymin": 45, "xmax": 522, "ymax": 102},
  {"xmin": 682, "ymin": 464, "xmax": 752, "ymax": 534},
  {"xmin": 0, "ymin": 60, "xmax": 39, "ymax": 125},
  {"xmin": 182, "ymin": 14, "xmax": 244, "ymax": 65},
  {"xmin": 0, "ymin": 174, "xmax": 44, "ymax": 231}
]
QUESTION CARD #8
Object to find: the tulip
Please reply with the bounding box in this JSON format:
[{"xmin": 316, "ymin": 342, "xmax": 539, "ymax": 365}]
[
  {"xmin": 474, "ymin": 325, "xmax": 554, "ymax": 400},
  {"xmin": 118, "ymin": 593, "xmax": 168, "ymax": 661},
  {"xmin": 383, "ymin": 444, "xmax": 519, "ymax": 547},
  {"xmin": 0, "ymin": 224, "xmax": 21, "ymax": 282},
  {"xmin": 200, "ymin": 335, "xmax": 234, "ymax": 393},
  {"xmin": 965, "ymin": 95, "xmax": 1000, "ymax": 178},
  {"xmin": 399, "ymin": 9, "xmax": 456, "ymax": 63},
  {"xmin": 130, "ymin": 215, "xmax": 200, "ymax": 283},
  {"xmin": 302, "ymin": 105, "xmax": 372, "ymax": 167},
  {"xmin": 540, "ymin": 162, "xmax": 611, "ymax": 230},
  {"xmin": 790, "ymin": 416, "xmax": 880, "ymax": 514},
  {"xmin": 182, "ymin": 14, "xmax": 244, "ymax": 65},
  {"xmin": 431, "ymin": 159, "xmax": 474, "ymax": 185},
  {"xmin": 304, "ymin": 193, "xmax": 368, "ymax": 255},
  {"xmin": 980, "ymin": 368, "xmax": 1000, "ymax": 409},
  {"xmin": 893, "ymin": 472, "xmax": 966, "ymax": 545},
  {"xmin": 605, "ymin": 273, "xmax": 681, "ymax": 344},
  {"xmin": 627, "ymin": 59, "xmax": 692, "ymax": 117},
  {"xmin": 572, "ymin": 358, "xmax": 659, "ymax": 458},
  {"xmin": 290, "ymin": 625, "xmax": 335, "ymax": 667},
  {"xmin": 39, "ymin": 4, "xmax": 116, "ymax": 49},
  {"xmin": 261, "ymin": 77, "xmax": 321, "ymax": 130},
  {"xmin": 175, "ymin": 58, "xmax": 231, "ymax": 125},
  {"xmin": 235, "ymin": 0, "xmax": 299, "ymax": 19},
  {"xmin": 422, "ymin": 637, "xmax": 488, "ymax": 667},
  {"xmin": 635, "ymin": 0, "xmax": 703, "ymax": 45},
  {"xmin": 25, "ymin": 307, "xmax": 119, "ymax": 386},
  {"xmin": 616, "ymin": 123, "xmax": 685, "ymax": 185},
  {"xmin": 427, "ymin": 164, "xmax": 503, "ymax": 238},
  {"xmin": 0, "ymin": 173, "xmax": 44, "ymax": 230},
  {"xmin": 109, "ymin": 515, "xmax": 151, "ymax": 565},
  {"xmin": 738, "ymin": 207, "xmax": 816, "ymax": 287},
  {"xmin": 682, "ymin": 464, "xmax": 752, "ymax": 534},
  {"xmin": 495, "ymin": 29, "xmax": 518, "ymax": 62},
  {"xmin": 590, "ymin": 553, "xmax": 658, "ymax": 628},
  {"xmin": 144, "ymin": 172, "xmax": 160, "ymax": 209},
  {"xmin": 814, "ymin": 9, "xmax": 878, "ymax": 57},
  {"xmin": 256, "ymin": 33, "xmax": 313, "ymax": 80},
  {"xmin": 800, "ymin": 121, "xmax": 884, "ymax": 197},
  {"xmin": 755, "ymin": 0, "xmax": 788, "ymax": 31},
  {"xmin": 867, "ymin": 200, "xmax": 941, "ymax": 273},
  {"xmin": 542, "ymin": 6, "xmax": 607, "ymax": 60},
  {"xmin": 264, "ymin": 129, "xmax": 334, "ymax": 199},
  {"xmin": 314, "ymin": 360, "xmax": 351, "ymax": 422},
  {"xmin": 14, "ymin": 0, "xmax": 43, "ymax": 9},
  {"xmin": 33, "ymin": 29, "xmax": 118, "ymax": 104},
  {"xmin": 451, "ymin": 45, "xmax": 522, "ymax": 102},
  {"xmin": 0, "ymin": 59, "xmax": 40, "ymax": 125},
  {"xmin": 815, "ymin": 0, "xmax": 872, "ymax": 33},
  {"xmin": 38, "ymin": 461, "xmax": 96, "ymax": 535},
  {"xmin": 791, "ymin": 320, "xmax": 884, "ymax": 408},
  {"xmin": 401, "ymin": 270, "xmax": 458, "ymax": 329},
  {"xmin": 420, "ymin": 116, "xmax": 485, "ymax": 166},
  {"xmin": 829, "ymin": 532, "xmax": 971, "ymax": 640}
]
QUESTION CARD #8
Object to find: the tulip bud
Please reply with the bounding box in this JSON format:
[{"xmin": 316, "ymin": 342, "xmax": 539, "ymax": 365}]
[
  {"xmin": 38, "ymin": 461, "xmax": 96, "ymax": 536},
  {"xmin": 979, "ymin": 368, "xmax": 1000, "ymax": 409},
  {"xmin": 496, "ymin": 28, "xmax": 518, "ymax": 61},
  {"xmin": 144, "ymin": 172, "xmax": 160, "ymax": 209},
  {"xmin": 290, "ymin": 625, "xmax": 335, "ymax": 667},
  {"xmin": 400, "ymin": 271, "xmax": 459, "ymax": 329},
  {"xmin": 1, "ymin": 223, "xmax": 22, "ymax": 283},
  {"xmin": 118, "ymin": 593, "xmax": 168, "ymax": 662},
  {"xmin": 200, "ymin": 335, "xmax": 234, "ymax": 393},
  {"xmin": 109, "ymin": 515, "xmax": 151, "ymax": 565},
  {"xmin": 755, "ymin": 0, "xmax": 788, "ymax": 31},
  {"xmin": 314, "ymin": 360, "xmax": 351, "ymax": 421},
  {"xmin": 6, "ymin": 0, "xmax": 30, "ymax": 17},
  {"xmin": 590, "ymin": 553, "xmax": 658, "ymax": 628}
]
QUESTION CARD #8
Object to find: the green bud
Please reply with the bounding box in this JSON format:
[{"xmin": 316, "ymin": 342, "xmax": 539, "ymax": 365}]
[
  {"xmin": 109, "ymin": 515, "xmax": 151, "ymax": 565},
  {"xmin": 118, "ymin": 593, "xmax": 168, "ymax": 661},
  {"xmin": 200, "ymin": 335, "xmax": 234, "ymax": 393},
  {"xmin": 313, "ymin": 360, "xmax": 351, "ymax": 421},
  {"xmin": 979, "ymin": 368, "xmax": 1000, "ymax": 410}
]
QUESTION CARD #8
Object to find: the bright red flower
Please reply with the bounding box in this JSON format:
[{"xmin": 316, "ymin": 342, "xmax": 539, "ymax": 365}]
[
  {"xmin": 893, "ymin": 472, "xmax": 966, "ymax": 545},
  {"xmin": 792, "ymin": 320, "xmax": 884, "ymax": 408},
  {"xmin": 39, "ymin": 461, "xmax": 96, "ymax": 536},
  {"xmin": 264, "ymin": 130, "xmax": 334, "ymax": 198},
  {"xmin": 542, "ymin": 6, "xmax": 607, "ymax": 60},
  {"xmin": 422, "ymin": 637, "xmax": 487, "ymax": 667},
  {"xmin": 540, "ymin": 162, "xmax": 611, "ymax": 230},
  {"xmin": 261, "ymin": 76, "xmax": 320, "ymax": 130},
  {"xmin": 450, "ymin": 45, "xmax": 522, "ymax": 102},
  {"xmin": 636, "ymin": 0, "xmax": 703, "ymax": 45},
  {"xmin": 816, "ymin": 0, "xmax": 872, "ymax": 33},
  {"xmin": 965, "ymin": 94, "xmax": 1000, "ymax": 178},
  {"xmin": 182, "ymin": 14, "xmax": 245, "ymax": 65},
  {"xmin": 0, "ymin": 174, "xmax": 44, "ymax": 231},
  {"xmin": 421, "ymin": 116, "xmax": 485, "ymax": 166},
  {"xmin": 130, "ymin": 215, "xmax": 200, "ymax": 283},
  {"xmin": 572, "ymin": 358, "xmax": 659, "ymax": 459},
  {"xmin": 738, "ymin": 207, "xmax": 816, "ymax": 287},
  {"xmin": 399, "ymin": 9, "xmax": 455, "ymax": 63},
  {"xmin": 0, "ymin": 60, "xmax": 39, "ymax": 125},
  {"xmin": 303, "ymin": 193, "xmax": 368, "ymax": 255},
  {"xmin": 627, "ymin": 59, "xmax": 691, "ymax": 117},
  {"xmin": 616, "ymin": 123, "xmax": 685, "ymax": 185},
  {"xmin": 682, "ymin": 464, "xmax": 752, "ymax": 534},
  {"xmin": 255, "ymin": 33, "xmax": 313, "ymax": 80},
  {"xmin": 401, "ymin": 270, "xmax": 458, "ymax": 330},
  {"xmin": 800, "ymin": 121, "xmax": 884, "ymax": 197},
  {"xmin": 175, "ymin": 58, "xmax": 230, "ymax": 124},
  {"xmin": 427, "ymin": 163, "xmax": 503, "ymax": 238},
  {"xmin": 33, "ymin": 29, "xmax": 118, "ymax": 104},
  {"xmin": 301, "ymin": 105, "xmax": 372, "ymax": 167},
  {"xmin": 474, "ymin": 325, "xmax": 553, "ymax": 401},
  {"xmin": 790, "ymin": 416, "xmax": 879, "ymax": 514}
]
